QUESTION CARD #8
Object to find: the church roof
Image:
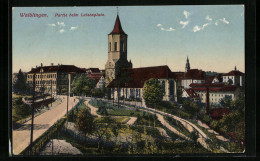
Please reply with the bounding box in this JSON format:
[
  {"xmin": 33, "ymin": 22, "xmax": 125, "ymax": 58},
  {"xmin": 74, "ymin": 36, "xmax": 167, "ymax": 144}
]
[
  {"xmin": 107, "ymin": 65, "xmax": 175, "ymax": 88},
  {"xmin": 110, "ymin": 15, "xmax": 126, "ymax": 35}
]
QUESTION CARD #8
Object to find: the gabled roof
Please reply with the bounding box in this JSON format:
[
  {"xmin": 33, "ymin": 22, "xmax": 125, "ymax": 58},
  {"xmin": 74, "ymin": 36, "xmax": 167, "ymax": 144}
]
[
  {"xmin": 224, "ymin": 70, "xmax": 244, "ymax": 76},
  {"xmin": 205, "ymin": 76, "xmax": 215, "ymax": 84},
  {"xmin": 184, "ymin": 69, "xmax": 205, "ymax": 80},
  {"xmin": 184, "ymin": 89, "xmax": 200, "ymax": 98},
  {"xmin": 28, "ymin": 65, "xmax": 85, "ymax": 74},
  {"xmin": 110, "ymin": 15, "xmax": 126, "ymax": 35},
  {"xmin": 107, "ymin": 65, "xmax": 175, "ymax": 88}
]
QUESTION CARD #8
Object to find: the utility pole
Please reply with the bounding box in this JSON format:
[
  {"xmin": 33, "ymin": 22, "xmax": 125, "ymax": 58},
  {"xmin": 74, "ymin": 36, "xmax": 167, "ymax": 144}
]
[{"xmin": 30, "ymin": 73, "xmax": 36, "ymax": 155}]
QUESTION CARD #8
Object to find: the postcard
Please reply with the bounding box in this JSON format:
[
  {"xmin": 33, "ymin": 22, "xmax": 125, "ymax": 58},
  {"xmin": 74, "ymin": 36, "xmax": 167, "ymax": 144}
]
[{"xmin": 11, "ymin": 5, "xmax": 249, "ymax": 156}]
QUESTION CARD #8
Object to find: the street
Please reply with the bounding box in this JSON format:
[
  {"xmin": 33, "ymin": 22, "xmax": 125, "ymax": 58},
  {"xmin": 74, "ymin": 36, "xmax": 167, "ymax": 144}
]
[{"xmin": 12, "ymin": 96, "xmax": 79, "ymax": 155}]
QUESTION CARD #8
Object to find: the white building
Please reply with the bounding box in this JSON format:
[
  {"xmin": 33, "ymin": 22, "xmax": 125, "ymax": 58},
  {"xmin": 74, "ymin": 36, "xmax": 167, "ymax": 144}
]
[{"xmin": 222, "ymin": 67, "xmax": 244, "ymax": 87}]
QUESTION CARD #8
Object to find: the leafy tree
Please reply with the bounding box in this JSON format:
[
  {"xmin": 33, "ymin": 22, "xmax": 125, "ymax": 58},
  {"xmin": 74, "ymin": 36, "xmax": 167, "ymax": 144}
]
[
  {"xmin": 92, "ymin": 88, "xmax": 105, "ymax": 98},
  {"xmin": 177, "ymin": 88, "xmax": 183, "ymax": 104},
  {"xmin": 93, "ymin": 117, "xmax": 114, "ymax": 149},
  {"xmin": 75, "ymin": 108, "xmax": 95, "ymax": 143},
  {"xmin": 71, "ymin": 74, "xmax": 96, "ymax": 96},
  {"xmin": 182, "ymin": 99, "xmax": 200, "ymax": 117},
  {"xmin": 13, "ymin": 69, "xmax": 29, "ymax": 94},
  {"xmin": 143, "ymin": 78, "xmax": 163, "ymax": 107},
  {"xmin": 219, "ymin": 95, "xmax": 232, "ymax": 108},
  {"xmin": 12, "ymin": 97, "xmax": 31, "ymax": 122}
]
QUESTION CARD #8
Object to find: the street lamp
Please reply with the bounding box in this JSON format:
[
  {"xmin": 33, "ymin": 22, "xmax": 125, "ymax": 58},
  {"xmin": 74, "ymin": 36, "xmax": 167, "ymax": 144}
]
[{"xmin": 29, "ymin": 73, "xmax": 36, "ymax": 155}]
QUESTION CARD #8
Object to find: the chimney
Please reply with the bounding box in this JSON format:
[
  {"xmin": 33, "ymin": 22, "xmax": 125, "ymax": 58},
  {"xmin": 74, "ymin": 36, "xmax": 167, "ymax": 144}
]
[
  {"xmin": 36, "ymin": 65, "xmax": 37, "ymax": 68},
  {"xmin": 41, "ymin": 63, "xmax": 43, "ymax": 67},
  {"xmin": 51, "ymin": 63, "xmax": 54, "ymax": 66}
]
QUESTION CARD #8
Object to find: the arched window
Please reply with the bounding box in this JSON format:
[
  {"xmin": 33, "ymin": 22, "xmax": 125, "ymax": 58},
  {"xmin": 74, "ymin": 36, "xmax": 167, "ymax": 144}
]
[
  {"xmin": 169, "ymin": 80, "xmax": 174, "ymax": 95},
  {"xmin": 162, "ymin": 81, "xmax": 165, "ymax": 94},
  {"xmin": 114, "ymin": 42, "xmax": 117, "ymax": 51},
  {"xmin": 109, "ymin": 42, "xmax": 111, "ymax": 51}
]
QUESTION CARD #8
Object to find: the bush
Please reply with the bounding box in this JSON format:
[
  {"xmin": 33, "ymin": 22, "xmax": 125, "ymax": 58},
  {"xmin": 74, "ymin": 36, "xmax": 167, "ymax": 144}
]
[{"xmin": 12, "ymin": 97, "xmax": 31, "ymax": 122}]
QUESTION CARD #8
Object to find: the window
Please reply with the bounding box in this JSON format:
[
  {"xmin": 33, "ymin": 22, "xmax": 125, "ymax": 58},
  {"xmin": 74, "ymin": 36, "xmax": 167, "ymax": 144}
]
[
  {"xmin": 169, "ymin": 80, "xmax": 174, "ymax": 95},
  {"xmin": 109, "ymin": 42, "xmax": 111, "ymax": 51},
  {"xmin": 114, "ymin": 42, "xmax": 117, "ymax": 51},
  {"xmin": 162, "ymin": 81, "xmax": 165, "ymax": 94}
]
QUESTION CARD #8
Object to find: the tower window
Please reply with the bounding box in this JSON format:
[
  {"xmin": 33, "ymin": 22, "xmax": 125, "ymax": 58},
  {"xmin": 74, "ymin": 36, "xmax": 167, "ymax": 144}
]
[
  {"xmin": 109, "ymin": 42, "xmax": 111, "ymax": 51},
  {"xmin": 114, "ymin": 42, "xmax": 117, "ymax": 51}
]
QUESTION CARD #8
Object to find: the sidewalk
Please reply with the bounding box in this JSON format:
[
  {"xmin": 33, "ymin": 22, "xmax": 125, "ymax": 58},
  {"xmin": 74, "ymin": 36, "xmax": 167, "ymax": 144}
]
[{"xmin": 12, "ymin": 96, "xmax": 79, "ymax": 155}]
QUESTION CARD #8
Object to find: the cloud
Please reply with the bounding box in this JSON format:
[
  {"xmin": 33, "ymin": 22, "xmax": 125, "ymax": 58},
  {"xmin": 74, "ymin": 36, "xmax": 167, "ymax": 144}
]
[
  {"xmin": 166, "ymin": 27, "xmax": 175, "ymax": 31},
  {"xmin": 57, "ymin": 22, "xmax": 65, "ymax": 27},
  {"xmin": 70, "ymin": 26, "xmax": 78, "ymax": 30},
  {"xmin": 161, "ymin": 27, "xmax": 165, "ymax": 31},
  {"xmin": 215, "ymin": 18, "xmax": 229, "ymax": 26},
  {"xmin": 193, "ymin": 23, "xmax": 210, "ymax": 32},
  {"xmin": 193, "ymin": 25, "xmax": 201, "ymax": 32},
  {"xmin": 59, "ymin": 29, "xmax": 65, "ymax": 33},
  {"xmin": 47, "ymin": 24, "xmax": 56, "ymax": 27},
  {"xmin": 180, "ymin": 20, "xmax": 189, "ymax": 28},
  {"xmin": 220, "ymin": 18, "xmax": 229, "ymax": 24},
  {"xmin": 183, "ymin": 10, "xmax": 191, "ymax": 19},
  {"xmin": 205, "ymin": 15, "xmax": 212, "ymax": 21},
  {"xmin": 157, "ymin": 24, "xmax": 162, "ymax": 27}
]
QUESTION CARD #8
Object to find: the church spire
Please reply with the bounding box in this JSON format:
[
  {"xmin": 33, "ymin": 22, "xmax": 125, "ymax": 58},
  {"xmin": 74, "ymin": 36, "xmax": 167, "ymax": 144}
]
[
  {"xmin": 110, "ymin": 13, "xmax": 126, "ymax": 35},
  {"xmin": 185, "ymin": 56, "xmax": 190, "ymax": 72}
]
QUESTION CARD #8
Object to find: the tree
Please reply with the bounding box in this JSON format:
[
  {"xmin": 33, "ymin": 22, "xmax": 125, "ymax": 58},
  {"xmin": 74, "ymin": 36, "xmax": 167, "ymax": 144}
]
[
  {"xmin": 143, "ymin": 78, "xmax": 164, "ymax": 107},
  {"xmin": 93, "ymin": 117, "xmax": 114, "ymax": 149},
  {"xmin": 71, "ymin": 74, "xmax": 96, "ymax": 97},
  {"xmin": 75, "ymin": 108, "xmax": 95, "ymax": 143},
  {"xmin": 12, "ymin": 97, "xmax": 31, "ymax": 122},
  {"xmin": 177, "ymin": 88, "xmax": 183, "ymax": 104},
  {"xmin": 182, "ymin": 99, "xmax": 200, "ymax": 118},
  {"xmin": 219, "ymin": 95, "xmax": 232, "ymax": 108},
  {"xmin": 13, "ymin": 69, "xmax": 29, "ymax": 94}
]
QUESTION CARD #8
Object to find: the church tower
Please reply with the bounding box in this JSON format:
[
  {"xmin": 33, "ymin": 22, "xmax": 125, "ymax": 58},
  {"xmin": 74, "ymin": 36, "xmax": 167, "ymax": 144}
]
[
  {"xmin": 185, "ymin": 56, "xmax": 190, "ymax": 72},
  {"xmin": 105, "ymin": 14, "xmax": 132, "ymax": 86}
]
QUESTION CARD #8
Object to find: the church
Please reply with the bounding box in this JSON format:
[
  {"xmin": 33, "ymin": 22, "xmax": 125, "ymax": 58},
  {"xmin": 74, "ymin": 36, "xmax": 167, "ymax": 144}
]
[{"xmin": 105, "ymin": 14, "xmax": 178, "ymax": 102}]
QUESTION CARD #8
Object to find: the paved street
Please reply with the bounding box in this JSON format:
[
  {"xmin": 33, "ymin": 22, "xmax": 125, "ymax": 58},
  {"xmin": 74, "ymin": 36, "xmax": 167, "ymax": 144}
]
[{"xmin": 12, "ymin": 96, "xmax": 79, "ymax": 155}]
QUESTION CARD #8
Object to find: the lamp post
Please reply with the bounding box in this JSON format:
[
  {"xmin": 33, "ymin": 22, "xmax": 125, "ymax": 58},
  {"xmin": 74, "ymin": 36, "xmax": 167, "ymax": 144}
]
[{"xmin": 30, "ymin": 73, "xmax": 36, "ymax": 155}]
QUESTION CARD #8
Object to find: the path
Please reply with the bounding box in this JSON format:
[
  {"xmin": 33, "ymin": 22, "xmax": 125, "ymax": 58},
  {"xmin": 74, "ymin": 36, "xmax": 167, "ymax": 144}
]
[
  {"xmin": 12, "ymin": 96, "xmax": 79, "ymax": 155},
  {"xmin": 84, "ymin": 99, "xmax": 102, "ymax": 118},
  {"xmin": 197, "ymin": 120, "xmax": 230, "ymax": 142},
  {"xmin": 126, "ymin": 117, "xmax": 137, "ymax": 125}
]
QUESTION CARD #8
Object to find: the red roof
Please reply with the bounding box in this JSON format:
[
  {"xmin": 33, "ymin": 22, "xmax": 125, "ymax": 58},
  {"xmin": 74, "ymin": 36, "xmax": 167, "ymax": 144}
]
[
  {"xmin": 28, "ymin": 65, "xmax": 85, "ymax": 74},
  {"xmin": 88, "ymin": 73, "xmax": 104, "ymax": 79},
  {"xmin": 172, "ymin": 72, "xmax": 184, "ymax": 80},
  {"xmin": 205, "ymin": 76, "xmax": 215, "ymax": 84},
  {"xmin": 107, "ymin": 65, "xmax": 175, "ymax": 88},
  {"xmin": 190, "ymin": 86, "xmax": 237, "ymax": 92},
  {"xmin": 184, "ymin": 69, "xmax": 205, "ymax": 80},
  {"xmin": 110, "ymin": 15, "xmax": 126, "ymax": 35},
  {"xmin": 184, "ymin": 89, "xmax": 200, "ymax": 98},
  {"xmin": 224, "ymin": 70, "xmax": 244, "ymax": 76}
]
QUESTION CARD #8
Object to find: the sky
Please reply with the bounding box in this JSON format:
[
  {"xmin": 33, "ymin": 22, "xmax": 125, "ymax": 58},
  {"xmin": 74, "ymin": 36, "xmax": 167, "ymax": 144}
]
[{"xmin": 12, "ymin": 5, "xmax": 245, "ymax": 73}]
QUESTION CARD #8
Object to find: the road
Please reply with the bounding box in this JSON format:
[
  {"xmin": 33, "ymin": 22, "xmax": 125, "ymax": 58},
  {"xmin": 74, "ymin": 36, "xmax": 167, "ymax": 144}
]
[{"xmin": 12, "ymin": 96, "xmax": 79, "ymax": 155}]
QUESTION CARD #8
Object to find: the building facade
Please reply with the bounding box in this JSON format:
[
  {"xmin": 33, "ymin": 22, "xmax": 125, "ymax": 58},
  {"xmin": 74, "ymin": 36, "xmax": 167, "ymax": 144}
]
[{"xmin": 27, "ymin": 64, "xmax": 85, "ymax": 95}]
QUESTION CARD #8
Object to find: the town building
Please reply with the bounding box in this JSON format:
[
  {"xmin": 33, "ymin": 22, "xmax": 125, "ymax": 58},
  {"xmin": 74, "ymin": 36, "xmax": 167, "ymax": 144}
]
[
  {"xmin": 27, "ymin": 64, "xmax": 85, "ymax": 95},
  {"xmin": 183, "ymin": 83, "xmax": 240, "ymax": 107},
  {"xmin": 222, "ymin": 67, "xmax": 244, "ymax": 87},
  {"xmin": 182, "ymin": 69, "xmax": 206, "ymax": 89},
  {"xmin": 107, "ymin": 65, "xmax": 178, "ymax": 102},
  {"xmin": 87, "ymin": 73, "xmax": 106, "ymax": 89},
  {"xmin": 105, "ymin": 14, "xmax": 132, "ymax": 86}
]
